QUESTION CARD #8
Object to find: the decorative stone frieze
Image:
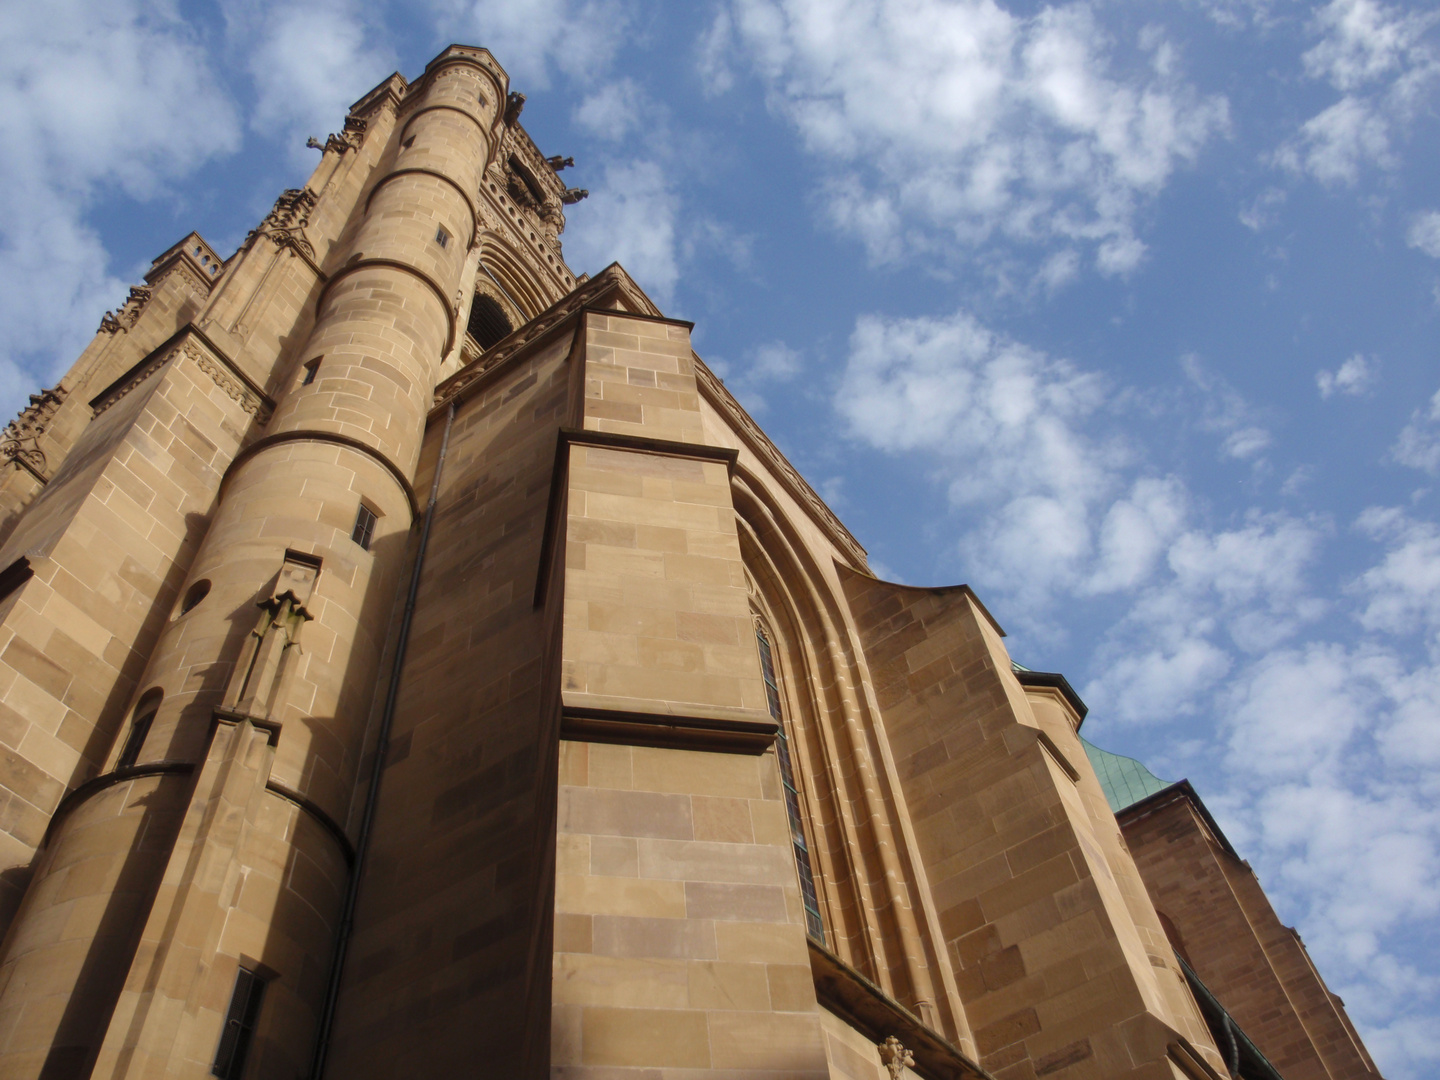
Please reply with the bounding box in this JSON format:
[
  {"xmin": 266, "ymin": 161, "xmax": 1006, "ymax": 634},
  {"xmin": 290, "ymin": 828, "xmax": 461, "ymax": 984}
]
[
  {"xmin": 92, "ymin": 337, "xmax": 273, "ymax": 423},
  {"xmin": 97, "ymin": 286, "xmax": 153, "ymax": 334},
  {"xmin": 0, "ymin": 385, "xmax": 66, "ymax": 479},
  {"xmin": 246, "ymin": 187, "xmax": 320, "ymax": 260}
]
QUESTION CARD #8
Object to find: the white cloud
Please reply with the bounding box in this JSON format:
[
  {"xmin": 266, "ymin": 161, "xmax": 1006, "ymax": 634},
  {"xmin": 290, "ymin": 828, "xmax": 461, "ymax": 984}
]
[
  {"xmin": 1087, "ymin": 476, "xmax": 1189, "ymax": 593},
  {"xmin": 225, "ymin": 0, "xmax": 396, "ymax": 156},
  {"xmin": 1215, "ymin": 637, "xmax": 1440, "ymax": 1051},
  {"xmin": 1239, "ymin": 186, "xmax": 1287, "ymax": 231},
  {"xmin": 1407, "ymin": 210, "xmax": 1440, "ymax": 257},
  {"xmin": 1182, "ymin": 354, "xmax": 1272, "ymax": 461},
  {"xmin": 574, "ymin": 78, "xmax": 645, "ymax": 140},
  {"xmin": 1392, "ymin": 387, "xmax": 1440, "ymax": 474},
  {"xmin": 1303, "ymin": 0, "xmax": 1437, "ymax": 92},
  {"xmin": 0, "ymin": 0, "xmax": 240, "ymax": 409},
  {"xmin": 723, "ymin": 0, "xmax": 1228, "ymax": 273},
  {"xmin": 1317, "ymin": 352, "xmax": 1378, "ymax": 397},
  {"xmin": 837, "ymin": 309, "xmax": 1114, "ymax": 493},
  {"xmin": 1275, "ymin": 95, "xmax": 1395, "ymax": 185},
  {"xmin": 837, "ymin": 308, "xmax": 1128, "ymax": 606},
  {"xmin": 697, "ymin": 9, "xmax": 737, "ymax": 96},
  {"xmin": 1277, "ymin": 0, "xmax": 1440, "ymax": 186},
  {"xmin": 427, "ymin": 0, "xmax": 632, "ymax": 88},
  {"xmin": 1353, "ymin": 507, "xmax": 1440, "ymax": 642},
  {"xmin": 717, "ymin": 340, "xmax": 804, "ymax": 414},
  {"xmin": 562, "ymin": 159, "xmax": 680, "ymax": 302}
]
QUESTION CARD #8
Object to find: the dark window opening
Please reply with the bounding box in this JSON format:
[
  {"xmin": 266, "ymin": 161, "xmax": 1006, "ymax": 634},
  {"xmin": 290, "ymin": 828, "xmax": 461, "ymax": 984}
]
[
  {"xmin": 401, "ymin": 134, "xmax": 415, "ymax": 148},
  {"xmin": 508, "ymin": 156, "xmax": 548, "ymax": 206},
  {"xmin": 180, "ymin": 579, "xmax": 210, "ymax": 615},
  {"xmin": 118, "ymin": 693, "xmax": 160, "ymax": 769},
  {"xmin": 435, "ymin": 226, "xmax": 450, "ymax": 248},
  {"xmin": 351, "ymin": 504, "xmax": 377, "ymax": 551},
  {"xmin": 757, "ymin": 626, "xmax": 824, "ymax": 942},
  {"xmin": 212, "ymin": 965, "xmax": 267, "ymax": 1079},
  {"xmin": 301, "ymin": 357, "xmax": 320, "ymax": 386},
  {"xmin": 467, "ymin": 294, "xmax": 512, "ymax": 351},
  {"xmin": 0, "ymin": 556, "xmax": 34, "ymax": 606}
]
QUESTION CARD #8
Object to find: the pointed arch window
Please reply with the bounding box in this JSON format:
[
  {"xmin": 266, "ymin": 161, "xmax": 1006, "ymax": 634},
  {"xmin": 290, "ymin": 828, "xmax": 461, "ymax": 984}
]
[{"xmin": 756, "ymin": 623, "xmax": 824, "ymax": 942}]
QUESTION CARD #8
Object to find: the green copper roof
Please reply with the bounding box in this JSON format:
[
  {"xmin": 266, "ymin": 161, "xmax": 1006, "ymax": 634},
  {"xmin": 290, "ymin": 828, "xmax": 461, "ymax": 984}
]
[{"xmin": 1081, "ymin": 738, "xmax": 1173, "ymax": 812}]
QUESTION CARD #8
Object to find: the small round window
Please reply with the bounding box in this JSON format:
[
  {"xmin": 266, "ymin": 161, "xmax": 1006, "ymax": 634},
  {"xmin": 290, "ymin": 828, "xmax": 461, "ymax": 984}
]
[{"xmin": 180, "ymin": 579, "xmax": 211, "ymax": 615}]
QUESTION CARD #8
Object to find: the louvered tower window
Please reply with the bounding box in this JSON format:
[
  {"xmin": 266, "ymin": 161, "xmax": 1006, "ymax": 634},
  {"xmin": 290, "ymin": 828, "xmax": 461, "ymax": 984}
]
[
  {"xmin": 756, "ymin": 625, "xmax": 824, "ymax": 941},
  {"xmin": 467, "ymin": 294, "xmax": 512, "ymax": 350}
]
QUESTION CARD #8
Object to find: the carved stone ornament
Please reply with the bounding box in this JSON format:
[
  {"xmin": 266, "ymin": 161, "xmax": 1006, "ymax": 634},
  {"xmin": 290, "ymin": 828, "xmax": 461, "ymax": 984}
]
[
  {"xmin": 497, "ymin": 124, "xmax": 569, "ymax": 241},
  {"xmin": 193, "ymin": 353, "xmax": 270, "ymax": 421},
  {"xmin": 98, "ymin": 286, "xmax": 153, "ymax": 334},
  {"xmin": 225, "ymin": 550, "xmax": 321, "ymax": 719},
  {"xmin": 93, "ymin": 340, "xmax": 273, "ymax": 424},
  {"xmin": 1, "ymin": 384, "xmax": 67, "ymax": 479},
  {"xmin": 309, "ymin": 116, "xmax": 368, "ymax": 156},
  {"xmin": 878, "ymin": 1035, "xmax": 915, "ymax": 1080},
  {"xmin": 246, "ymin": 187, "xmax": 320, "ymax": 260}
]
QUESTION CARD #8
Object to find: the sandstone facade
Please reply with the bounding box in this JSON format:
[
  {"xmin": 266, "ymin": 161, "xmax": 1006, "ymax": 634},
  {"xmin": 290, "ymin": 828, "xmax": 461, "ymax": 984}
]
[{"xmin": 0, "ymin": 43, "xmax": 1381, "ymax": 1080}]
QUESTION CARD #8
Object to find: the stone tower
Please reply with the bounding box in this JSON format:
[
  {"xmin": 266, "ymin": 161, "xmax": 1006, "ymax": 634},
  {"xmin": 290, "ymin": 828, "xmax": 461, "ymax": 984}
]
[{"xmin": 0, "ymin": 44, "xmax": 1381, "ymax": 1080}]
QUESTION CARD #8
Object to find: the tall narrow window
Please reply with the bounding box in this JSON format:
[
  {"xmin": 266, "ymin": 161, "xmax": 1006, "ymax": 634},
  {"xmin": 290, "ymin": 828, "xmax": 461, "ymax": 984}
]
[
  {"xmin": 756, "ymin": 625, "xmax": 824, "ymax": 941},
  {"xmin": 212, "ymin": 965, "xmax": 266, "ymax": 1079},
  {"xmin": 117, "ymin": 693, "xmax": 160, "ymax": 769},
  {"xmin": 300, "ymin": 357, "xmax": 320, "ymax": 386},
  {"xmin": 434, "ymin": 225, "xmax": 450, "ymax": 248},
  {"xmin": 351, "ymin": 503, "xmax": 377, "ymax": 551}
]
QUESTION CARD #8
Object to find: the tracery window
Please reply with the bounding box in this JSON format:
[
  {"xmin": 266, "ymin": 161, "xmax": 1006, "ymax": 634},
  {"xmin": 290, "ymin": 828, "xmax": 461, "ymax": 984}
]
[{"xmin": 756, "ymin": 623, "xmax": 824, "ymax": 942}]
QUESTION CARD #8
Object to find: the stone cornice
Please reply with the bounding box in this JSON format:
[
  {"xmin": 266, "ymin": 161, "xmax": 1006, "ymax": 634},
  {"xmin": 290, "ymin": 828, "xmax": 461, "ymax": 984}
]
[
  {"xmin": 808, "ymin": 939, "xmax": 993, "ymax": 1080},
  {"xmin": 89, "ymin": 325, "xmax": 275, "ymax": 423},
  {"xmin": 694, "ymin": 357, "xmax": 870, "ymax": 571},
  {"xmin": 560, "ymin": 703, "xmax": 778, "ymax": 755}
]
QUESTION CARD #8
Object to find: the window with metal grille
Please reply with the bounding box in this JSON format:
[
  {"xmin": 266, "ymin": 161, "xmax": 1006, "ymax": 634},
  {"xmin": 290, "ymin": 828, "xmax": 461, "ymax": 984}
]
[
  {"xmin": 434, "ymin": 225, "xmax": 450, "ymax": 248},
  {"xmin": 756, "ymin": 625, "xmax": 825, "ymax": 941},
  {"xmin": 212, "ymin": 965, "xmax": 266, "ymax": 1079},
  {"xmin": 351, "ymin": 503, "xmax": 377, "ymax": 551},
  {"xmin": 466, "ymin": 293, "xmax": 512, "ymax": 351}
]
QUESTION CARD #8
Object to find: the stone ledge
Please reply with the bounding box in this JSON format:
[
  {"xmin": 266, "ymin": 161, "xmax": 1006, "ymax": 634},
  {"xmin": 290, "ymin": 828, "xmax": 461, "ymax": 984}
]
[
  {"xmin": 808, "ymin": 938, "xmax": 994, "ymax": 1080},
  {"xmin": 560, "ymin": 701, "xmax": 778, "ymax": 755}
]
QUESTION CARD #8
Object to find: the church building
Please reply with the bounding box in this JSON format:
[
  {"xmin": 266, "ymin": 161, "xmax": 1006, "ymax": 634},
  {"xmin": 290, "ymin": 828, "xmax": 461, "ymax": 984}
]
[{"xmin": 0, "ymin": 44, "xmax": 1382, "ymax": 1080}]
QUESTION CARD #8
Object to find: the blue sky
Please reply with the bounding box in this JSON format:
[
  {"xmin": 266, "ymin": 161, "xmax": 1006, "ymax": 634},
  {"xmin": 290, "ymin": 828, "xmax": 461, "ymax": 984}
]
[{"xmin": 2, "ymin": 0, "xmax": 1438, "ymax": 1072}]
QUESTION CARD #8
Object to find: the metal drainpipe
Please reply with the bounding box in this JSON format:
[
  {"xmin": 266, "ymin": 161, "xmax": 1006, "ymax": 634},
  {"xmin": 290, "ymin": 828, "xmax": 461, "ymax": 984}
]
[{"xmin": 309, "ymin": 400, "xmax": 457, "ymax": 1080}]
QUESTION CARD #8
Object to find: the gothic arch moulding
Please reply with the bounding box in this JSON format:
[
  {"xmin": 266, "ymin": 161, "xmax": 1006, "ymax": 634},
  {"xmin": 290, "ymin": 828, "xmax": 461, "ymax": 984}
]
[
  {"xmin": 478, "ymin": 234, "xmax": 554, "ymax": 322},
  {"xmin": 730, "ymin": 467, "xmax": 965, "ymax": 1042}
]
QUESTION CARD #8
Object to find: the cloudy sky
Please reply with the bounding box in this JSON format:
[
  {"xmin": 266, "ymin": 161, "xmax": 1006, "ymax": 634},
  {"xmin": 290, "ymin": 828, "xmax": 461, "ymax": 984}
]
[{"xmin": 3, "ymin": 0, "xmax": 1438, "ymax": 1072}]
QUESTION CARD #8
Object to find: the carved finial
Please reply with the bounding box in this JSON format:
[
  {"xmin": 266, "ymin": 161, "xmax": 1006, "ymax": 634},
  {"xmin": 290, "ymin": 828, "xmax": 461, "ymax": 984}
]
[
  {"xmin": 878, "ymin": 1035, "xmax": 914, "ymax": 1080},
  {"xmin": 306, "ymin": 136, "xmax": 323, "ymax": 150},
  {"xmin": 546, "ymin": 155, "xmax": 575, "ymax": 171},
  {"xmin": 560, "ymin": 187, "xmax": 589, "ymax": 205},
  {"xmin": 505, "ymin": 91, "xmax": 526, "ymax": 124}
]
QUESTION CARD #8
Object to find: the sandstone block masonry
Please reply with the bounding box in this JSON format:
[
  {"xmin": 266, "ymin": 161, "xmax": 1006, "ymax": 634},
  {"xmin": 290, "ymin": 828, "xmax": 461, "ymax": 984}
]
[{"xmin": 0, "ymin": 41, "xmax": 1383, "ymax": 1080}]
